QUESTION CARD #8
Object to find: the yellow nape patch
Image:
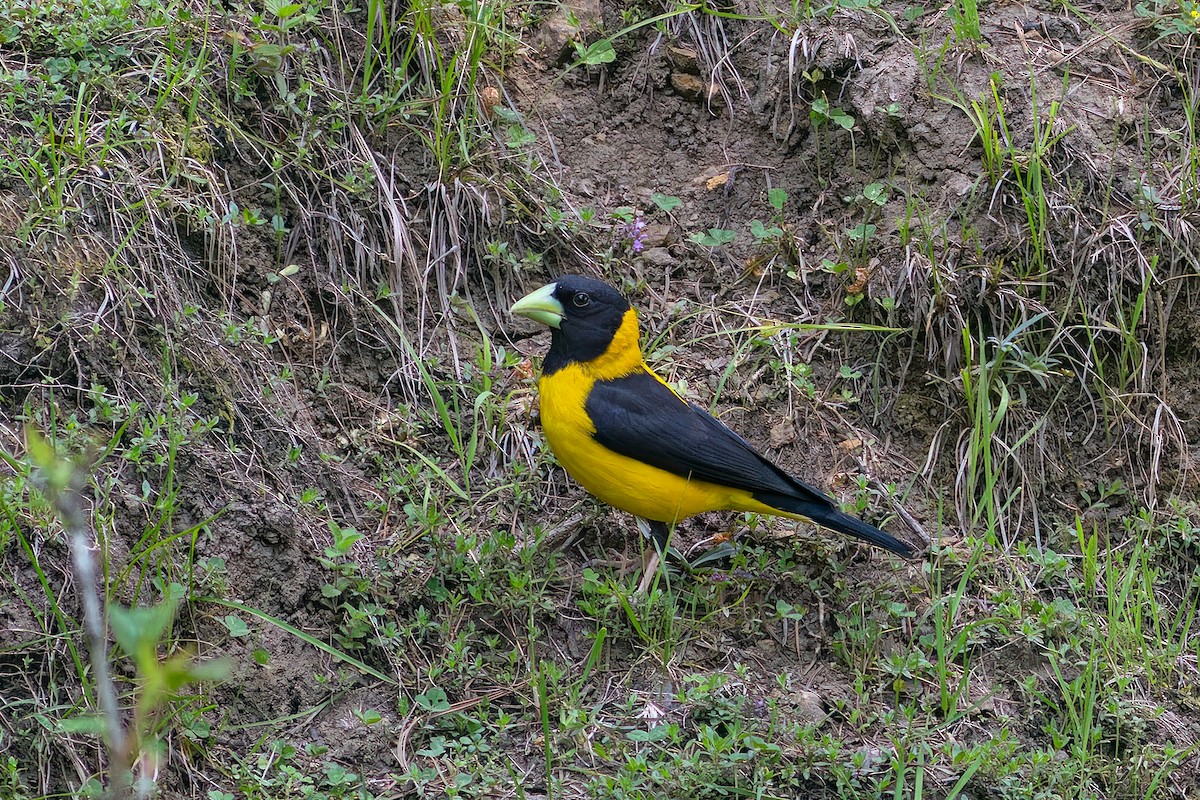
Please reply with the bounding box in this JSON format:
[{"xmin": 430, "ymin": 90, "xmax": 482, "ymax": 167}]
[{"xmin": 582, "ymin": 309, "xmax": 643, "ymax": 380}]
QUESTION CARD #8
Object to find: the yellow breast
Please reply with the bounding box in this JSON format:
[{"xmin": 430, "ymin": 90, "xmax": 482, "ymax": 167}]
[{"xmin": 538, "ymin": 363, "xmax": 737, "ymax": 523}]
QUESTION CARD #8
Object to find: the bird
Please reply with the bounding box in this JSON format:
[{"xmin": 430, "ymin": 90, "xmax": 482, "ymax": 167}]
[{"xmin": 510, "ymin": 275, "xmax": 916, "ymax": 571}]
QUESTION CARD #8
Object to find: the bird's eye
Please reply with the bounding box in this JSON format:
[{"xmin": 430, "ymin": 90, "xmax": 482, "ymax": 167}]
[{"xmin": 572, "ymin": 292, "xmax": 590, "ymax": 308}]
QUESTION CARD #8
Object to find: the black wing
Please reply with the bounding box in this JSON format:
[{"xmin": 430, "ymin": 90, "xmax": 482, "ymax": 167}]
[
  {"xmin": 585, "ymin": 369, "xmax": 917, "ymax": 557},
  {"xmin": 585, "ymin": 370, "xmax": 833, "ymax": 504}
]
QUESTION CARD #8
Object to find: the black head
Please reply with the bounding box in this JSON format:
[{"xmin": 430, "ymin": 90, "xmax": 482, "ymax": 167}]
[{"xmin": 510, "ymin": 275, "xmax": 634, "ymax": 374}]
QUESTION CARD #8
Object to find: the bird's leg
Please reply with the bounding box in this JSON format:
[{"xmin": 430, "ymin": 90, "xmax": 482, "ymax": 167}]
[
  {"xmin": 637, "ymin": 519, "xmax": 672, "ymax": 594},
  {"xmin": 641, "ymin": 518, "xmax": 671, "ymax": 553}
]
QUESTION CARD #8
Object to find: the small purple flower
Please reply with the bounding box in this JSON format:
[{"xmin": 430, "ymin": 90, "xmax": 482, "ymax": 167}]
[{"xmin": 625, "ymin": 215, "xmax": 647, "ymax": 254}]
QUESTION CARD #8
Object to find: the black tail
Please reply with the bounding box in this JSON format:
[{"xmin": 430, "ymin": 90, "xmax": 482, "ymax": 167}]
[{"xmin": 757, "ymin": 492, "xmax": 916, "ymax": 557}]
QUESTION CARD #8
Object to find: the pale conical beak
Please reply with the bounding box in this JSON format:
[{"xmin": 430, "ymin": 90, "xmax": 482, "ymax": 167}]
[{"xmin": 510, "ymin": 283, "xmax": 563, "ymax": 328}]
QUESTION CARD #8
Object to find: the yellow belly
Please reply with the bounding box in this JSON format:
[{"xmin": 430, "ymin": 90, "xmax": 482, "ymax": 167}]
[{"xmin": 539, "ymin": 366, "xmax": 741, "ymax": 523}]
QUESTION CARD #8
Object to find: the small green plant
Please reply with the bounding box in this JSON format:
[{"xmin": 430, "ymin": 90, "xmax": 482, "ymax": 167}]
[
  {"xmin": 574, "ymin": 38, "xmax": 616, "ymax": 65},
  {"xmin": 651, "ymin": 192, "xmax": 682, "ymax": 213},
  {"xmin": 21, "ymin": 433, "xmax": 229, "ymax": 796},
  {"xmin": 747, "ymin": 187, "xmax": 803, "ymax": 274},
  {"xmin": 1135, "ymin": 0, "xmax": 1200, "ymax": 37},
  {"xmin": 688, "ymin": 227, "xmax": 738, "ymax": 247},
  {"xmin": 914, "ymin": 31, "xmax": 958, "ymax": 93},
  {"xmin": 749, "ymin": 187, "xmax": 789, "ymax": 245},
  {"xmin": 818, "ymin": 257, "xmax": 868, "ymax": 306},
  {"xmin": 948, "ymin": 73, "xmax": 1071, "ymax": 279},
  {"xmin": 847, "ymin": 181, "xmax": 889, "ymax": 211},
  {"xmin": 806, "ymin": 82, "xmax": 858, "ymax": 182},
  {"xmin": 810, "ymin": 96, "xmax": 855, "ymax": 131},
  {"xmin": 949, "ymin": 0, "xmax": 982, "ymax": 44},
  {"xmin": 956, "ymin": 313, "xmax": 1059, "ymax": 542},
  {"xmin": 315, "ymin": 519, "xmax": 399, "ymax": 653},
  {"xmin": 749, "ymin": 217, "xmax": 784, "ymax": 243}
]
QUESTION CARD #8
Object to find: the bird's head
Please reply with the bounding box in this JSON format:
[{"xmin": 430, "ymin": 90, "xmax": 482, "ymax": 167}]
[{"xmin": 511, "ymin": 275, "xmax": 639, "ymax": 375}]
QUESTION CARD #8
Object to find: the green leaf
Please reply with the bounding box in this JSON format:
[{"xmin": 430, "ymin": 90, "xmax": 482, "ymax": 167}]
[
  {"xmin": 750, "ymin": 220, "xmax": 783, "ymax": 241},
  {"xmin": 768, "ymin": 187, "xmax": 788, "ymax": 210},
  {"xmin": 26, "ymin": 428, "xmax": 72, "ymax": 491},
  {"xmin": 688, "ymin": 542, "xmax": 738, "ymax": 569},
  {"xmin": 251, "ymin": 43, "xmax": 289, "ymax": 60},
  {"xmin": 110, "ymin": 600, "xmax": 177, "ymax": 667},
  {"xmin": 328, "ymin": 521, "xmax": 362, "ymax": 554},
  {"xmin": 355, "ymin": 708, "xmax": 383, "ymax": 725},
  {"xmin": 417, "ymin": 736, "xmax": 447, "ymax": 757},
  {"xmin": 688, "ymin": 228, "xmax": 737, "ymax": 247},
  {"xmin": 846, "ymin": 223, "xmax": 876, "ymax": 242},
  {"xmin": 506, "ymin": 125, "xmax": 536, "ymax": 148},
  {"xmin": 776, "ymin": 600, "xmax": 806, "ymax": 621},
  {"xmin": 651, "ymin": 192, "xmax": 682, "ymax": 212},
  {"xmin": 185, "ymin": 658, "xmax": 232, "ymax": 682},
  {"xmin": 58, "ymin": 715, "xmax": 108, "ymax": 736},
  {"xmin": 744, "ymin": 734, "xmax": 783, "ymax": 754},
  {"xmin": 862, "ymin": 182, "xmax": 888, "ymax": 205},
  {"xmin": 627, "ymin": 723, "xmax": 671, "ymax": 742},
  {"xmin": 576, "ymin": 39, "xmax": 615, "ymax": 65},
  {"xmin": 492, "ymin": 105, "xmax": 521, "ymax": 124},
  {"xmin": 415, "ymin": 687, "xmax": 450, "ymax": 712},
  {"xmin": 162, "ymin": 653, "xmax": 214, "ymax": 692},
  {"xmin": 222, "ymin": 614, "xmax": 251, "ymax": 637},
  {"xmin": 80, "ymin": 778, "xmax": 105, "ymax": 797},
  {"xmin": 264, "ymin": 0, "xmax": 300, "ymax": 17}
]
